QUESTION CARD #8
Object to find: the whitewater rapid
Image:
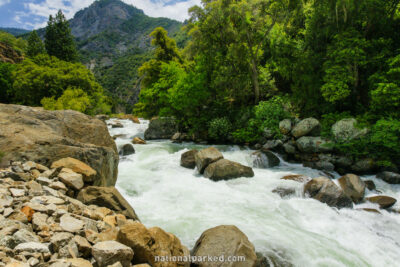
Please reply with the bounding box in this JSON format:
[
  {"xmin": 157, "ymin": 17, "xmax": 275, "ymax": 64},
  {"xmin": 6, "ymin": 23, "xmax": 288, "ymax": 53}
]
[{"xmin": 108, "ymin": 119, "xmax": 400, "ymax": 267}]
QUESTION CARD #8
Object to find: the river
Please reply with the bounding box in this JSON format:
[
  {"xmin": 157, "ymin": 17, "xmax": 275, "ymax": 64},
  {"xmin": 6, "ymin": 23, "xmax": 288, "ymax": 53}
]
[{"xmin": 108, "ymin": 118, "xmax": 400, "ymax": 267}]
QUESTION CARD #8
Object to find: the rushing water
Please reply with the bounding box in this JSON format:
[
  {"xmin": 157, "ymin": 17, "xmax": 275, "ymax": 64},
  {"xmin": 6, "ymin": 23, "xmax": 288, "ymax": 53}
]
[{"xmin": 108, "ymin": 119, "xmax": 400, "ymax": 267}]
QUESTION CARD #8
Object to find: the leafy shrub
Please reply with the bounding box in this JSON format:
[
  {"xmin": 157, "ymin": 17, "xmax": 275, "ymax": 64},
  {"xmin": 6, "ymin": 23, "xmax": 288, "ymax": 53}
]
[
  {"xmin": 0, "ymin": 62, "xmax": 15, "ymax": 103},
  {"xmin": 208, "ymin": 117, "xmax": 232, "ymax": 142}
]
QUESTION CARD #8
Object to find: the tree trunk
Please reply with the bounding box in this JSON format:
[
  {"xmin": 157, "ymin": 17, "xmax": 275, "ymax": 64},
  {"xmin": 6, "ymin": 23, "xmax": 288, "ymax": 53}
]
[{"xmin": 250, "ymin": 58, "xmax": 260, "ymax": 104}]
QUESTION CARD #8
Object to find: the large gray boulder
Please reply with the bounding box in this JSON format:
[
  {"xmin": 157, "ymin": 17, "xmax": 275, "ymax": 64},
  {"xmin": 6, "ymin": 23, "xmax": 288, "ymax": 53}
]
[
  {"xmin": 251, "ymin": 151, "xmax": 280, "ymax": 168},
  {"xmin": 296, "ymin": 137, "xmax": 333, "ymax": 153},
  {"xmin": 195, "ymin": 147, "xmax": 224, "ymax": 174},
  {"xmin": 338, "ymin": 174, "xmax": 365, "ymax": 203},
  {"xmin": 204, "ymin": 159, "xmax": 254, "ymax": 181},
  {"xmin": 192, "ymin": 225, "xmax": 257, "ymax": 267},
  {"xmin": 332, "ymin": 118, "xmax": 368, "ymax": 142},
  {"xmin": 0, "ymin": 104, "xmax": 118, "ymax": 187},
  {"xmin": 180, "ymin": 149, "xmax": 198, "ymax": 169},
  {"xmin": 279, "ymin": 119, "xmax": 292, "ymax": 135},
  {"xmin": 144, "ymin": 117, "xmax": 177, "ymax": 140},
  {"xmin": 377, "ymin": 172, "xmax": 400, "ymax": 184},
  {"xmin": 291, "ymin": 118, "xmax": 321, "ymax": 138},
  {"xmin": 304, "ymin": 177, "xmax": 353, "ymax": 208}
]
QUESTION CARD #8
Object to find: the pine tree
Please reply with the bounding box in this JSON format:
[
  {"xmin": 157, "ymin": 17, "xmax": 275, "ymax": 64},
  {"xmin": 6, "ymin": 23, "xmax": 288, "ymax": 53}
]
[
  {"xmin": 44, "ymin": 10, "xmax": 78, "ymax": 62},
  {"xmin": 27, "ymin": 30, "xmax": 45, "ymax": 57}
]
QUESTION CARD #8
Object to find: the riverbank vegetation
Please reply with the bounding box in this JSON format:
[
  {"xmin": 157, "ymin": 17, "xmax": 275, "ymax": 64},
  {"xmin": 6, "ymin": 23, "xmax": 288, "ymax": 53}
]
[{"xmin": 135, "ymin": 0, "xmax": 400, "ymax": 167}]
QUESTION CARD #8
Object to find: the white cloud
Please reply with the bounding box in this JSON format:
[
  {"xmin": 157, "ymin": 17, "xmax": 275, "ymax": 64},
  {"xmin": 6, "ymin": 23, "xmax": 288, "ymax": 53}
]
[
  {"xmin": 21, "ymin": 0, "xmax": 201, "ymax": 29},
  {"xmin": 0, "ymin": 0, "xmax": 10, "ymax": 7}
]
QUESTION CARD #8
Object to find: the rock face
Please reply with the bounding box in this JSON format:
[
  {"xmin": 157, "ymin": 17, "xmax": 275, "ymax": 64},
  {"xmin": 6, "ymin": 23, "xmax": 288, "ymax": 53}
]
[
  {"xmin": 77, "ymin": 186, "xmax": 139, "ymax": 220},
  {"xmin": 304, "ymin": 177, "xmax": 353, "ymax": 208},
  {"xmin": 0, "ymin": 42, "xmax": 24, "ymax": 64},
  {"xmin": 144, "ymin": 117, "xmax": 177, "ymax": 140},
  {"xmin": 251, "ymin": 151, "xmax": 280, "ymax": 168},
  {"xmin": 92, "ymin": 241, "xmax": 133, "ymax": 267},
  {"xmin": 119, "ymin": 144, "xmax": 135, "ymax": 156},
  {"xmin": 291, "ymin": 118, "xmax": 321, "ymax": 138},
  {"xmin": 332, "ymin": 118, "xmax": 368, "ymax": 142},
  {"xmin": 195, "ymin": 147, "xmax": 224, "ymax": 174},
  {"xmin": 204, "ymin": 159, "xmax": 254, "ymax": 181},
  {"xmin": 377, "ymin": 172, "xmax": 400, "ymax": 184},
  {"xmin": 117, "ymin": 221, "xmax": 189, "ymax": 267},
  {"xmin": 0, "ymin": 104, "xmax": 118, "ymax": 187},
  {"xmin": 192, "ymin": 225, "xmax": 257, "ymax": 267},
  {"xmin": 338, "ymin": 174, "xmax": 365, "ymax": 203},
  {"xmin": 296, "ymin": 137, "xmax": 333, "ymax": 153},
  {"xmin": 366, "ymin": 196, "xmax": 397, "ymax": 209},
  {"xmin": 180, "ymin": 150, "xmax": 198, "ymax": 169}
]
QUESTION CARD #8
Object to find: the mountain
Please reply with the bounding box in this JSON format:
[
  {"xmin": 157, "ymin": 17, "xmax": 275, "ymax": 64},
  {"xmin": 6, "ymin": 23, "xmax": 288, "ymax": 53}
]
[
  {"xmin": 68, "ymin": 0, "xmax": 183, "ymax": 112},
  {"xmin": 0, "ymin": 28, "xmax": 30, "ymax": 36}
]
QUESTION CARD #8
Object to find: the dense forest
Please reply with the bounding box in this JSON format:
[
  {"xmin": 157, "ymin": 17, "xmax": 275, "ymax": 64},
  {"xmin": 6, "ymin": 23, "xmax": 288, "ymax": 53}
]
[{"xmin": 135, "ymin": 0, "xmax": 400, "ymax": 168}]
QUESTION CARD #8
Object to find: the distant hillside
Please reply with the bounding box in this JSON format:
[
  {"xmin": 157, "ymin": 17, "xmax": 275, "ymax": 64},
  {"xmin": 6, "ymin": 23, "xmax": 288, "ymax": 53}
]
[
  {"xmin": 0, "ymin": 28, "xmax": 30, "ymax": 36},
  {"xmin": 69, "ymin": 0, "xmax": 183, "ymax": 112}
]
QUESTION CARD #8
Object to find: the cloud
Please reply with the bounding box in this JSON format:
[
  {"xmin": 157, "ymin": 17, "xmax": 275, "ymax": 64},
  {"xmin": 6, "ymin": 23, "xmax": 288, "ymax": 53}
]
[
  {"xmin": 20, "ymin": 0, "xmax": 201, "ymax": 29},
  {"xmin": 0, "ymin": 0, "xmax": 10, "ymax": 7}
]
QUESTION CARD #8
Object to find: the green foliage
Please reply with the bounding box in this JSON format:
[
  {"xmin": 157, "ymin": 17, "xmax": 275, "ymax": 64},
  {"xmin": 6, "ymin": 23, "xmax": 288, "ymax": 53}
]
[
  {"xmin": 208, "ymin": 117, "xmax": 232, "ymax": 142},
  {"xmin": 0, "ymin": 31, "xmax": 27, "ymax": 55},
  {"xmin": 41, "ymin": 87, "xmax": 91, "ymax": 113},
  {"xmin": 0, "ymin": 150, "xmax": 4, "ymax": 162},
  {"xmin": 27, "ymin": 30, "xmax": 45, "ymax": 57},
  {"xmin": 0, "ymin": 62, "xmax": 15, "ymax": 103},
  {"xmin": 45, "ymin": 10, "xmax": 78, "ymax": 62}
]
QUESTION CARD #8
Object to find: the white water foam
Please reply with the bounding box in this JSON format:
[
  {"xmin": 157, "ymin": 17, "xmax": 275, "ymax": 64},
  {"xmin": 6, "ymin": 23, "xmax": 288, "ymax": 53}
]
[{"xmin": 109, "ymin": 119, "xmax": 400, "ymax": 267}]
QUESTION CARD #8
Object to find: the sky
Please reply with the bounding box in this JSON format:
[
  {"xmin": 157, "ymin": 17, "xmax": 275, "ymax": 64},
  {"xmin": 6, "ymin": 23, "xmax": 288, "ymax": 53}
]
[{"xmin": 0, "ymin": 0, "xmax": 200, "ymax": 30}]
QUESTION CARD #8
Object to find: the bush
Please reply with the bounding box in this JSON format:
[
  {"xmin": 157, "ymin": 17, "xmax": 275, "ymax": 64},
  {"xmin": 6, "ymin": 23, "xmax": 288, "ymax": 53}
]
[
  {"xmin": 0, "ymin": 62, "xmax": 15, "ymax": 103},
  {"xmin": 208, "ymin": 117, "xmax": 232, "ymax": 142}
]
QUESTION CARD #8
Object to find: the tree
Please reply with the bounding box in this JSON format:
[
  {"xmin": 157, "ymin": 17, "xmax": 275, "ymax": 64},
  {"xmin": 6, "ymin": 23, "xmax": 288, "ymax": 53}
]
[
  {"xmin": 0, "ymin": 62, "xmax": 15, "ymax": 103},
  {"xmin": 27, "ymin": 30, "xmax": 45, "ymax": 57},
  {"xmin": 44, "ymin": 10, "xmax": 78, "ymax": 62}
]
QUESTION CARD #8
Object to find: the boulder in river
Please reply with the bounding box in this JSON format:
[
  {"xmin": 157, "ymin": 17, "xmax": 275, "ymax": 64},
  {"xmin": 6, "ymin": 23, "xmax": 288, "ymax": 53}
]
[
  {"xmin": 192, "ymin": 225, "xmax": 257, "ymax": 267},
  {"xmin": 251, "ymin": 151, "xmax": 280, "ymax": 168},
  {"xmin": 110, "ymin": 121, "xmax": 124, "ymax": 128},
  {"xmin": 304, "ymin": 177, "xmax": 353, "ymax": 208},
  {"xmin": 351, "ymin": 158, "xmax": 375, "ymax": 174},
  {"xmin": 366, "ymin": 196, "xmax": 397, "ymax": 209},
  {"xmin": 0, "ymin": 104, "xmax": 118, "ymax": 187},
  {"xmin": 132, "ymin": 137, "xmax": 146, "ymax": 145},
  {"xmin": 332, "ymin": 118, "xmax": 368, "ymax": 142},
  {"xmin": 281, "ymin": 174, "xmax": 310, "ymax": 183},
  {"xmin": 117, "ymin": 221, "xmax": 189, "ymax": 267},
  {"xmin": 180, "ymin": 149, "xmax": 198, "ymax": 169},
  {"xmin": 77, "ymin": 186, "xmax": 139, "ymax": 220},
  {"xmin": 296, "ymin": 136, "xmax": 333, "ymax": 153},
  {"xmin": 119, "ymin": 144, "xmax": 135, "ymax": 156},
  {"xmin": 338, "ymin": 174, "xmax": 365, "ymax": 203},
  {"xmin": 204, "ymin": 159, "xmax": 254, "ymax": 181},
  {"xmin": 376, "ymin": 171, "xmax": 400, "ymax": 184},
  {"xmin": 291, "ymin": 118, "xmax": 321, "ymax": 138},
  {"xmin": 144, "ymin": 117, "xmax": 177, "ymax": 140},
  {"xmin": 195, "ymin": 147, "xmax": 224, "ymax": 174}
]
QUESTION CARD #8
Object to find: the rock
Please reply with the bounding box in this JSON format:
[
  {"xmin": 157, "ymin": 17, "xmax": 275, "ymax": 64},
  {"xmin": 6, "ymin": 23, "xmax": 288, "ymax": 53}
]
[
  {"xmin": 77, "ymin": 186, "xmax": 139, "ymax": 220},
  {"xmin": 304, "ymin": 161, "xmax": 335, "ymax": 172},
  {"xmin": 281, "ymin": 174, "xmax": 310, "ymax": 183},
  {"xmin": 296, "ymin": 137, "xmax": 333, "ymax": 153},
  {"xmin": 272, "ymin": 187, "xmax": 296, "ymax": 198},
  {"xmin": 9, "ymin": 188, "xmax": 25, "ymax": 197},
  {"xmin": 58, "ymin": 168, "xmax": 84, "ymax": 190},
  {"xmin": 376, "ymin": 172, "xmax": 400, "ymax": 184},
  {"xmin": 192, "ymin": 225, "xmax": 257, "ymax": 267},
  {"xmin": 338, "ymin": 174, "xmax": 365, "ymax": 203},
  {"xmin": 60, "ymin": 214, "xmax": 85, "ymax": 233},
  {"xmin": 180, "ymin": 150, "xmax": 198, "ymax": 169},
  {"xmin": 144, "ymin": 117, "xmax": 177, "ymax": 140},
  {"xmin": 171, "ymin": 132, "xmax": 181, "ymax": 143},
  {"xmin": 262, "ymin": 128, "xmax": 274, "ymax": 139},
  {"xmin": 50, "ymin": 232, "xmax": 74, "ymax": 252},
  {"xmin": 194, "ymin": 147, "xmax": 224, "ymax": 174},
  {"xmin": 261, "ymin": 140, "xmax": 283, "ymax": 152},
  {"xmin": 51, "ymin": 157, "xmax": 97, "ymax": 182},
  {"xmin": 74, "ymin": 235, "xmax": 92, "ymax": 257},
  {"xmin": 332, "ymin": 118, "xmax": 368, "ymax": 142},
  {"xmin": 204, "ymin": 159, "xmax": 254, "ymax": 181},
  {"xmin": 20, "ymin": 206, "xmax": 34, "ymax": 222},
  {"xmin": 132, "ymin": 137, "xmax": 146, "ymax": 145},
  {"xmin": 111, "ymin": 122, "xmax": 124, "ymax": 128},
  {"xmin": 364, "ymin": 180, "xmax": 376, "ymax": 191},
  {"xmin": 92, "ymin": 241, "xmax": 133, "ymax": 267},
  {"xmin": 366, "ymin": 196, "xmax": 397, "ymax": 209},
  {"xmin": 251, "ymin": 151, "xmax": 280, "ymax": 168},
  {"xmin": 279, "ymin": 119, "xmax": 292, "ymax": 135},
  {"xmin": 13, "ymin": 229, "xmax": 40, "ymax": 246},
  {"xmin": 117, "ymin": 221, "xmax": 188, "ymax": 267},
  {"xmin": 52, "ymin": 259, "xmax": 93, "ymax": 267},
  {"xmin": 283, "ymin": 143, "xmax": 296, "ymax": 154},
  {"xmin": 0, "ymin": 104, "xmax": 118, "ymax": 187},
  {"xmin": 291, "ymin": 118, "xmax": 321, "ymax": 138},
  {"xmin": 22, "ymin": 161, "xmax": 36, "ymax": 171},
  {"xmin": 304, "ymin": 177, "xmax": 353, "ymax": 208},
  {"xmin": 14, "ymin": 242, "xmax": 49, "ymax": 253},
  {"xmin": 95, "ymin": 114, "xmax": 110, "ymax": 121},
  {"xmin": 119, "ymin": 144, "xmax": 135, "ymax": 156},
  {"xmin": 32, "ymin": 212, "xmax": 48, "ymax": 231},
  {"xmin": 351, "ymin": 158, "xmax": 375, "ymax": 174}
]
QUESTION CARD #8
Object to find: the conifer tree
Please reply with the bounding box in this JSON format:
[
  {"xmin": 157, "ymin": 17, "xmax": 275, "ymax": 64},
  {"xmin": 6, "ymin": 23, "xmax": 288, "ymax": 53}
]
[{"xmin": 27, "ymin": 30, "xmax": 45, "ymax": 57}]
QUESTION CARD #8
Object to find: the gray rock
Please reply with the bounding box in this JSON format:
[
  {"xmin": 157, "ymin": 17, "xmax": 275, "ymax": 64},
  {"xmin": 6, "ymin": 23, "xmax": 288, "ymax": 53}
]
[
  {"xmin": 338, "ymin": 174, "xmax": 366, "ymax": 203},
  {"xmin": 119, "ymin": 144, "xmax": 135, "ymax": 156},
  {"xmin": 204, "ymin": 159, "xmax": 254, "ymax": 181},
  {"xmin": 58, "ymin": 168, "xmax": 84, "ymax": 190},
  {"xmin": 377, "ymin": 172, "xmax": 400, "ymax": 184},
  {"xmin": 194, "ymin": 147, "xmax": 224, "ymax": 174},
  {"xmin": 251, "ymin": 151, "xmax": 280, "ymax": 168},
  {"xmin": 262, "ymin": 128, "xmax": 274, "ymax": 139},
  {"xmin": 32, "ymin": 212, "xmax": 48, "ymax": 231},
  {"xmin": 12, "ymin": 229, "xmax": 40, "ymax": 246},
  {"xmin": 15, "ymin": 242, "xmax": 50, "ymax": 253},
  {"xmin": 60, "ymin": 214, "xmax": 85, "ymax": 233},
  {"xmin": 279, "ymin": 119, "xmax": 292, "ymax": 135},
  {"xmin": 50, "ymin": 232, "xmax": 74, "ymax": 252},
  {"xmin": 304, "ymin": 177, "xmax": 353, "ymax": 208},
  {"xmin": 262, "ymin": 140, "xmax": 283, "ymax": 152},
  {"xmin": 291, "ymin": 118, "xmax": 321, "ymax": 138},
  {"xmin": 180, "ymin": 149, "xmax": 198, "ymax": 169},
  {"xmin": 296, "ymin": 137, "xmax": 333, "ymax": 153},
  {"xmin": 272, "ymin": 187, "xmax": 296, "ymax": 198},
  {"xmin": 92, "ymin": 241, "xmax": 133, "ymax": 267},
  {"xmin": 352, "ymin": 158, "xmax": 375, "ymax": 173},
  {"xmin": 332, "ymin": 118, "xmax": 368, "ymax": 142},
  {"xmin": 144, "ymin": 117, "xmax": 177, "ymax": 140},
  {"xmin": 283, "ymin": 143, "xmax": 296, "ymax": 154}
]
